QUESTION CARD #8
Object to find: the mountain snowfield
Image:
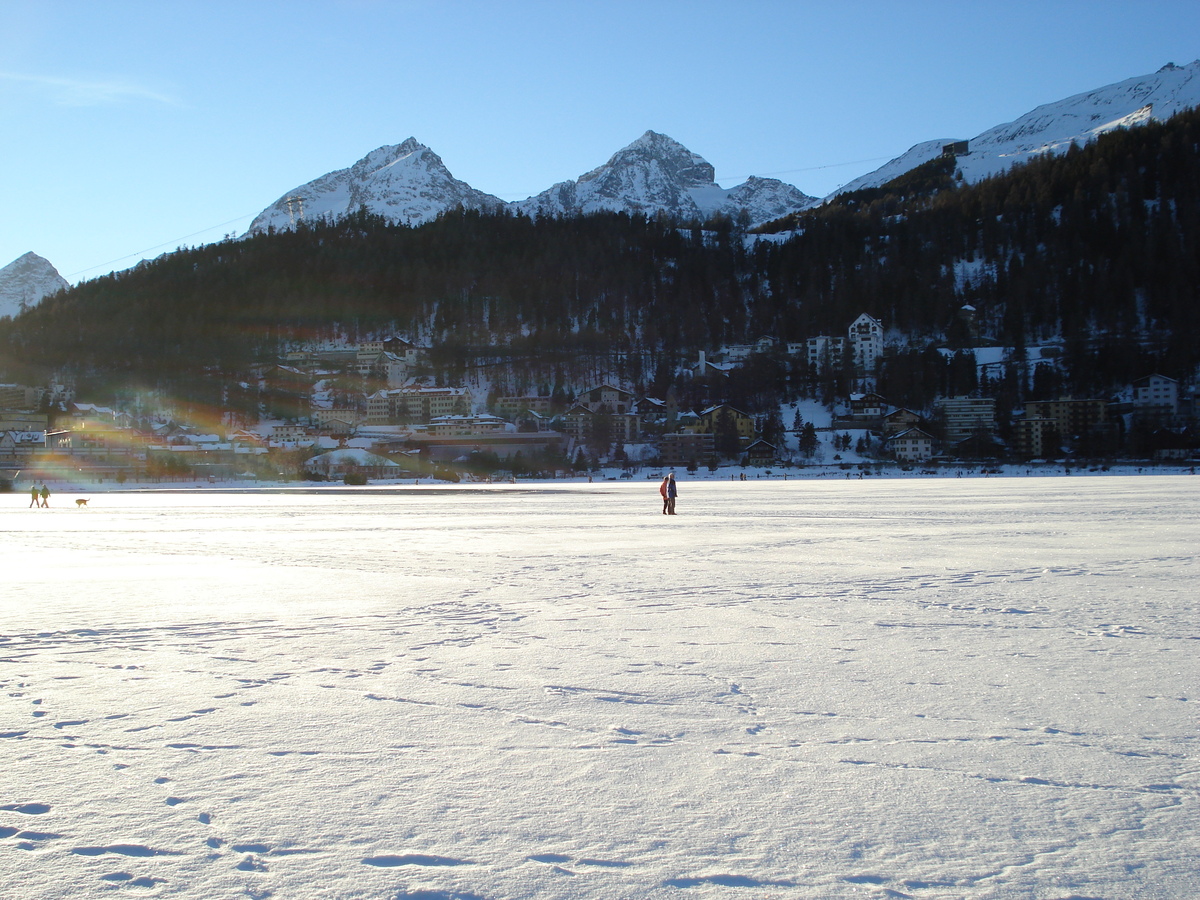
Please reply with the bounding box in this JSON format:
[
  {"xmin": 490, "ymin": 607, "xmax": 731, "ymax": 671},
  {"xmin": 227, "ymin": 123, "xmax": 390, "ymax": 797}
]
[
  {"xmin": 837, "ymin": 60, "xmax": 1200, "ymax": 194},
  {"xmin": 1, "ymin": 477, "xmax": 1196, "ymax": 899},
  {"xmin": 0, "ymin": 252, "xmax": 69, "ymax": 318}
]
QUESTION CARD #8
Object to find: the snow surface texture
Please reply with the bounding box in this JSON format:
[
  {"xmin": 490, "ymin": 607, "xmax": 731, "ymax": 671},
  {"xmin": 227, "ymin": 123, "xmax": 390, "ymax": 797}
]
[
  {"xmin": 0, "ymin": 252, "xmax": 69, "ymax": 318},
  {"xmin": 836, "ymin": 61, "xmax": 1200, "ymax": 196},
  {"xmin": 1, "ymin": 477, "xmax": 1196, "ymax": 900}
]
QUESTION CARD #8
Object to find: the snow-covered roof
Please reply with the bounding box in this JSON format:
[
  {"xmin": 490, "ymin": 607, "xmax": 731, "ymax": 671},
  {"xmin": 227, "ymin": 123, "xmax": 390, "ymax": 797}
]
[
  {"xmin": 888, "ymin": 428, "xmax": 935, "ymax": 441},
  {"xmin": 305, "ymin": 447, "xmax": 401, "ymax": 467}
]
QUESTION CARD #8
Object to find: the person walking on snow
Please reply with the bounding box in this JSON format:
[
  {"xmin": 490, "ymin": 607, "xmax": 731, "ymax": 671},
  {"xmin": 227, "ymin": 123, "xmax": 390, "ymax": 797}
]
[
  {"xmin": 666, "ymin": 472, "xmax": 678, "ymax": 515},
  {"xmin": 29, "ymin": 485, "xmax": 40, "ymax": 508},
  {"xmin": 659, "ymin": 475, "xmax": 670, "ymax": 514},
  {"xmin": 39, "ymin": 484, "xmax": 50, "ymax": 508}
]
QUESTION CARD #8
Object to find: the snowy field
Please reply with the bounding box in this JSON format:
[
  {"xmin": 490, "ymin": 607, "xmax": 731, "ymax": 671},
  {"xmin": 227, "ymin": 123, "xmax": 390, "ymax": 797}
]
[{"xmin": 1, "ymin": 476, "xmax": 1196, "ymax": 900}]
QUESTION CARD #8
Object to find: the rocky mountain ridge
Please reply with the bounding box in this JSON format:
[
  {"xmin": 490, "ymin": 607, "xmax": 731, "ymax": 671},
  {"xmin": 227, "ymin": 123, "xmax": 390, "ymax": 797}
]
[
  {"xmin": 247, "ymin": 138, "xmax": 507, "ymax": 234},
  {"xmin": 513, "ymin": 130, "xmax": 819, "ymax": 223},
  {"xmin": 0, "ymin": 252, "xmax": 69, "ymax": 319},
  {"xmin": 248, "ymin": 130, "xmax": 820, "ymax": 235}
]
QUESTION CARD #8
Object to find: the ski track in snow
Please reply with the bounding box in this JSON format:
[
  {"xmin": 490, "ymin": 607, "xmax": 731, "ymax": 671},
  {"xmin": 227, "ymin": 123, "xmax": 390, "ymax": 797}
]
[{"xmin": 0, "ymin": 476, "xmax": 1196, "ymax": 899}]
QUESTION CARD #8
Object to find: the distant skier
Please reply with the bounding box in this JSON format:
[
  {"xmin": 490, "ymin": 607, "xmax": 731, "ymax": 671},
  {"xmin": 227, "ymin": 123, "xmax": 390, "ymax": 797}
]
[
  {"xmin": 666, "ymin": 472, "xmax": 678, "ymax": 515},
  {"xmin": 659, "ymin": 475, "xmax": 670, "ymax": 514}
]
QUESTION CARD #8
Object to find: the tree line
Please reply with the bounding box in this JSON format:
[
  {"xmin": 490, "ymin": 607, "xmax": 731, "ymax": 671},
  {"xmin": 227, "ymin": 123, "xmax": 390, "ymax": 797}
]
[{"xmin": 2, "ymin": 106, "xmax": 1198, "ymax": 421}]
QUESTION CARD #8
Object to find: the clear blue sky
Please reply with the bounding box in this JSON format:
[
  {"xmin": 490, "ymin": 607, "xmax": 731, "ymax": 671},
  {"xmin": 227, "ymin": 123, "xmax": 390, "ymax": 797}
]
[{"xmin": 4, "ymin": 0, "xmax": 1199, "ymax": 283}]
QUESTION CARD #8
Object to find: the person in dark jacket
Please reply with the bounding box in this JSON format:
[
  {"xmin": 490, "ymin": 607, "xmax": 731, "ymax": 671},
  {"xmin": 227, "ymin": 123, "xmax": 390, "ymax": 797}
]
[{"xmin": 666, "ymin": 472, "xmax": 678, "ymax": 515}]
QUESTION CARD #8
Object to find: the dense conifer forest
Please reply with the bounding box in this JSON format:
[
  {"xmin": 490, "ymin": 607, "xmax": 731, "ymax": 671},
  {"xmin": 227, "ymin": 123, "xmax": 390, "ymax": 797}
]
[{"xmin": 2, "ymin": 107, "xmax": 1198, "ymax": 419}]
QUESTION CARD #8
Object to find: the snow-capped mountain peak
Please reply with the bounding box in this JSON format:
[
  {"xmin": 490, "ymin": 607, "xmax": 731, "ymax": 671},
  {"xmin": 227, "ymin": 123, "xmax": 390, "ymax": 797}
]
[
  {"xmin": 0, "ymin": 251, "xmax": 69, "ymax": 318},
  {"xmin": 516, "ymin": 130, "xmax": 817, "ymax": 224},
  {"xmin": 834, "ymin": 60, "xmax": 1200, "ymax": 196},
  {"xmin": 244, "ymin": 61, "xmax": 1200, "ymax": 234},
  {"xmin": 249, "ymin": 130, "xmax": 818, "ymax": 232},
  {"xmin": 578, "ymin": 130, "xmax": 715, "ymax": 189},
  {"xmin": 246, "ymin": 138, "xmax": 505, "ymax": 234}
]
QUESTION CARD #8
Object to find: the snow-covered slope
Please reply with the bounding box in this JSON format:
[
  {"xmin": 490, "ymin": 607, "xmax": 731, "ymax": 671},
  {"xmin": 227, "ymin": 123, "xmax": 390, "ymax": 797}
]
[
  {"xmin": 515, "ymin": 130, "xmax": 818, "ymax": 224},
  {"xmin": 246, "ymin": 138, "xmax": 506, "ymax": 233},
  {"xmin": 0, "ymin": 251, "xmax": 69, "ymax": 318},
  {"xmin": 835, "ymin": 61, "xmax": 1200, "ymax": 196}
]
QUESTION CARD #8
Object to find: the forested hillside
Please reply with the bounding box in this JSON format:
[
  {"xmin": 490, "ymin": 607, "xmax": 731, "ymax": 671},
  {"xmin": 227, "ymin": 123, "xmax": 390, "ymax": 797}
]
[
  {"xmin": 763, "ymin": 108, "xmax": 1200, "ymax": 387},
  {"xmin": 2, "ymin": 107, "xmax": 1198, "ymax": 417}
]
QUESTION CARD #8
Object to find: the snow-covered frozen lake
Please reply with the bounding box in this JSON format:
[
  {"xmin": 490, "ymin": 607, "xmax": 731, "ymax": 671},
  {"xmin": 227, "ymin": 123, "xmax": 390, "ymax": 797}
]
[{"xmin": 2, "ymin": 476, "xmax": 1197, "ymax": 899}]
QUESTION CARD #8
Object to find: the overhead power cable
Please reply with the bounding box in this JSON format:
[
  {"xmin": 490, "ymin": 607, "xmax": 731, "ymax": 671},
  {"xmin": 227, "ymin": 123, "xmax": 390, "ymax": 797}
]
[{"xmin": 68, "ymin": 212, "xmax": 261, "ymax": 278}]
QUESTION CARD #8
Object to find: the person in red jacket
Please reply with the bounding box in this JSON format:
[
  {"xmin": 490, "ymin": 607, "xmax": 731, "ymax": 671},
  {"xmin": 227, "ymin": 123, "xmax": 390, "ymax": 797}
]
[{"xmin": 659, "ymin": 475, "xmax": 670, "ymax": 514}]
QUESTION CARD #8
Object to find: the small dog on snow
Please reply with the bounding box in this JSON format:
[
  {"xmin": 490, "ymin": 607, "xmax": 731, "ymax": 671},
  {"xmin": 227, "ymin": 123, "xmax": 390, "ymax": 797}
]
[{"xmin": 75, "ymin": 498, "xmax": 89, "ymax": 507}]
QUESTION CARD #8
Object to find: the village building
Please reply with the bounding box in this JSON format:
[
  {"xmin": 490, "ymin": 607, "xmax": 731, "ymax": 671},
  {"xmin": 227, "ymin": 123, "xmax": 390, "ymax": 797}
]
[
  {"xmin": 559, "ymin": 403, "xmax": 595, "ymax": 444},
  {"xmin": 575, "ymin": 384, "xmax": 636, "ymax": 415},
  {"xmin": 849, "ymin": 313, "xmax": 885, "ymax": 374},
  {"xmin": 382, "ymin": 337, "xmax": 426, "ymax": 367},
  {"xmin": 366, "ymin": 385, "xmax": 472, "ymax": 425},
  {"xmin": 806, "ymin": 313, "xmax": 885, "ymax": 377},
  {"xmin": 882, "ymin": 408, "xmax": 924, "ymax": 435},
  {"xmin": 0, "ymin": 409, "xmax": 48, "ymax": 431},
  {"xmin": 1012, "ymin": 416, "xmax": 1060, "ymax": 458},
  {"xmin": 692, "ymin": 405, "xmax": 756, "ymax": 444},
  {"xmin": 312, "ymin": 408, "xmax": 363, "ymax": 432},
  {"xmin": 753, "ymin": 335, "xmax": 779, "ymax": 354},
  {"xmin": 743, "ymin": 439, "xmax": 778, "ymax": 466},
  {"xmin": 848, "ymin": 392, "xmax": 889, "ymax": 420},
  {"xmin": 660, "ymin": 431, "xmax": 715, "ymax": 469},
  {"xmin": 718, "ymin": 344, "xmax": 755, "ymax": 362},
  {"xmin": 634, "ymin": 397, "xmax": 668, "ymax": 431},
  {"xmin": 1025, "ymin": 398, "xmax": 1107, "ymax": 435},
  {"xmin": 0, "ymin": 430, "xmax": 46, "ymax": 473},
  {"xmin": 1131, "ymin": 374, "xmax": 1179, "ymax": 418},
  {"xmin": 1012, "ymin": 398, "xmax": 1109, "ymax": 457},
  {"xmin": 44, "ymin": 409, "xmax": 145, "ymax": 479},
  {"xmin": 568, "ymin": 384, "xmax": 641, "ymax": 442},
  {"xmin": 427, "ymin": 414, "xmax": 509, "ymax": 436},
  {"xmin": 886, "ymin": 427, "xmax": 936, "ymax": 463},
  {"xmin": 393, "ymin": 431, "xmax": 567, "ymax": 466},
  {"xmin": 516, "ymin": 410, "xmax": 553, "ymax": 433},
  {"xmin": 934, "ymin": 396, "xmax": 997, "ymax": 443},
  {"xmin": 270, "ymin": 423, "xmax": 313, "ymax": 443},
  {"xmin": 0, "ymin": 383, "xmax": 43, "ymax": 409},
  {"xmin": 805, "ymin": 335, "xmax": 847, "ymax": 373},
  {"xmin": 494, "ymin": 396, "xmax": 555, "ymax": 420},
  {"xmin": 304, "ymin": 447, "xmax": 410, "ymax": 481}
]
